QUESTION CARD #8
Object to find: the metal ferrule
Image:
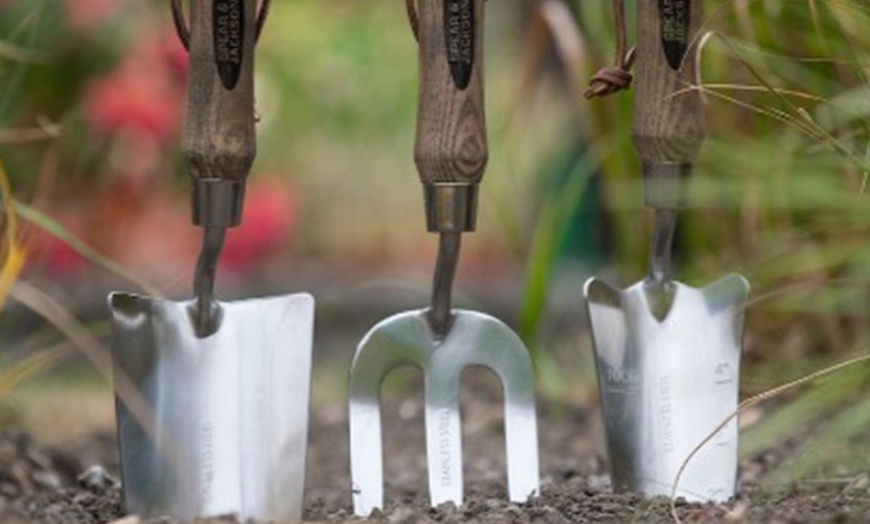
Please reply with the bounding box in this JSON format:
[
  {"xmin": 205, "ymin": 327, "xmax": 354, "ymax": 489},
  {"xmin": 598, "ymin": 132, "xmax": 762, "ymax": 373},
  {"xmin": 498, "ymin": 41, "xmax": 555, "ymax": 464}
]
[
  {"xmin": 424, "ymin": 183, "xmax": 479, "ymax": 233},
  {"xmin": 642, "ymin": 161, "xmax": 691, "ymax": 211},
  {"xmin": 192, "ymin": 179, "xmax": 246, "ymax": 228}
]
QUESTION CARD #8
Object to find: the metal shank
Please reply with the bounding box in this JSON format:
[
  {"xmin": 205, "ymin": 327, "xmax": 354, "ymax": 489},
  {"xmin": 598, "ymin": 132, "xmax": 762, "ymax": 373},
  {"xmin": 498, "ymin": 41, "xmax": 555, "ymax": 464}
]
[
  {"xmin": 192, "ymin": 227, "xmax": 226, "ymax": 336},
  {"xmin": 647, "ymin": 208, "xmax": 677, "ymax": 285},
  {"xmin": 425, "ymin": 183, "xmax": 478, "ymax": 339},
  {"xmin": 428, "ymin": 232, "xmax": 462, "ymax": 339}
]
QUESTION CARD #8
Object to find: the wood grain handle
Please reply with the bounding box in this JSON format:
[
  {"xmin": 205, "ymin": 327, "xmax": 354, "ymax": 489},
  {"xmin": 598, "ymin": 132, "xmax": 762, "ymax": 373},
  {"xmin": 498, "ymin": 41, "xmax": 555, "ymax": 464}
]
[
  {"xmin": 182, "ymin": 0, "xmax": 257, "ymax": 185},
  {"xmin": 632, "ymin": 0, "xmax": 705, "ymax": 165},
  {"xmin": 414, "ymin": 0, "xmax": 488, "ymax": 185}
]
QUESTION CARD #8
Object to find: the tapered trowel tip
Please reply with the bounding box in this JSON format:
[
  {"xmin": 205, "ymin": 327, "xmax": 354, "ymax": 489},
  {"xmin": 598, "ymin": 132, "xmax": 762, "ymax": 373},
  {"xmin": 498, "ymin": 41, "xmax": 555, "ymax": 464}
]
[
  {"xmin": 701, "ymin": 273, "xmax": 752, "ymax": 313},
  {"xmin": 107, "ymin": 292, "xmax": 149, "ymax": 315},
  {"xmin": 583, "ymin": 278, "xmax": 622, "ymax": 307}
]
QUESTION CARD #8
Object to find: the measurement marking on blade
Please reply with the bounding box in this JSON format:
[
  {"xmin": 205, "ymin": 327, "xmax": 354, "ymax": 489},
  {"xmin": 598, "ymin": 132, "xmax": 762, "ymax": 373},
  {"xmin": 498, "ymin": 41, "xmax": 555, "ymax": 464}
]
[
  {"xmin": 606, "ymin": 367, "xmax": 641, "ymax": 395},
  {"xmin": 715, "ymin": 363, "xmax": 734, "ymax": 385},
  {"xmin": 659, "ymin": 376, "xmax": 675, "ymax": 453},
  {"xmin": 713, "ymin": 421, "xmax": 733, "ymax": 447},
  {"xmin": 438, "ymin": 408, "xmax": 453, "ymax": 487}
]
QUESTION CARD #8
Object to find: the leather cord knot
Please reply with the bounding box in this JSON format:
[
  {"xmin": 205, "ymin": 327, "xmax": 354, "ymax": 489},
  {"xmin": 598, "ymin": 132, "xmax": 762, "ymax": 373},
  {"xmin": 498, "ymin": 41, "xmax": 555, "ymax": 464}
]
[
  {"xmin": 584, "ymin": 47, "xmax": 636, "ymax": 99},
  {"xmin": 585, "ymin": 0, "xmax": 635, "ymax": 100}
]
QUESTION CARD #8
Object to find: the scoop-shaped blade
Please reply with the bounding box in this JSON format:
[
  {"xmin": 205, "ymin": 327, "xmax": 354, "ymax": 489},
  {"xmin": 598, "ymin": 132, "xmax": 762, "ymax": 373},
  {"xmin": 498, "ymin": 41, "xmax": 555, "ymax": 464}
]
[
  {"xmin": 109, "ymin": 292, "xmax": 315, "ymax": 521},
  {"xmin": 584, "ymin": 274, "xmax": 750, "ymax": 502},
  {"xmin": 349, "ymin": 309, "xmax": 539, "ymax": 516}
]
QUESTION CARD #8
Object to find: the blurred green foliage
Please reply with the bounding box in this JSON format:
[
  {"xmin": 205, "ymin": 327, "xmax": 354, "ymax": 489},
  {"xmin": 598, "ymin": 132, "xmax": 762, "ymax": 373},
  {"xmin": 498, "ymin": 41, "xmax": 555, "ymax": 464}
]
[{"xmin": 518, "ymin": 0, "xmax": 869, "ymax": 360}]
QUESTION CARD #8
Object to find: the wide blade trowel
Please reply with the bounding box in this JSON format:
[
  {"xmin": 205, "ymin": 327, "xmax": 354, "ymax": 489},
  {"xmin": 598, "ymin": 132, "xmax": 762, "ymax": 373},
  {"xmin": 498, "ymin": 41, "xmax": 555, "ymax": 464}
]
[
  {"xmin": 108, "ymin": 1, "xmax": 314, "ymax": 520},
  {"xmin": 584, "ymin": 0, "xmax": 750, "ymax": 502}
]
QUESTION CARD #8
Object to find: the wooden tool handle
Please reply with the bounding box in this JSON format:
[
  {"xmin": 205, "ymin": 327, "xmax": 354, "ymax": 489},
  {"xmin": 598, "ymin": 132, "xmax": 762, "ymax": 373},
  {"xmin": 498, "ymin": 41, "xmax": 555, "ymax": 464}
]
[
  {"xmin": 182, "ymin": 0, "xmax": 258, "ymax": 226},
  {"xmin": 632, "ymin": 0, "xmax": 705, "ymax": 166},
  {"xmin": 414, "ymin": 0, "xmax": 488, "ymax": 185}
]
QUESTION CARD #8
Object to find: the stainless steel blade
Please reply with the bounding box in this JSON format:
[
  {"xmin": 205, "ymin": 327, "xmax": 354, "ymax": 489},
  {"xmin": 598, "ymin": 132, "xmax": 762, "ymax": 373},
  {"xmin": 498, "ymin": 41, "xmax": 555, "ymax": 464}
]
[
  {"xmin": 349, "ymin": 309, "xmax": 539, "ymax": 516},
  {"xmin": 109, "ymin": 292, "xmax": 315, "ymax": 521},
  {"xmin": 584, "ymin": 274, "xmax": 749, "ymax": 502}
]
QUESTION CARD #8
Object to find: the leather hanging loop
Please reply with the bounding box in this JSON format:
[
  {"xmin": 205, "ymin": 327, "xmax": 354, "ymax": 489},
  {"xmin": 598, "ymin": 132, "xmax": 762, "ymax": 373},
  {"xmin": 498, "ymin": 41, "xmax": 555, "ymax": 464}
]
[
  {"xmin": 171, "ymin": 0, "xmax": 272, "ymax": 51},
  {"xmin": 585, "ymin": 0, "xmax": 636, "ymax": 99}
]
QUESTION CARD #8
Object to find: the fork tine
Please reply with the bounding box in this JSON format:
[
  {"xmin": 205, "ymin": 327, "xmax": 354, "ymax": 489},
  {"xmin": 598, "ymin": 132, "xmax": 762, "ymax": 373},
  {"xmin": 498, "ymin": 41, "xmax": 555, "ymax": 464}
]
[
  {"xmin": 503, "ymin": 371, "xmax": 540, "ymax": 502},
  {"xmin": 424, "ymin": 373, "xmax": 463, "ymax": 506},
  {"xmin": 349, "ymin": 360, "xmax": 387, "ymax": 515},
  {"xmin": 432, "ymin": 311, "xmax": 541, "ymax": 503}
]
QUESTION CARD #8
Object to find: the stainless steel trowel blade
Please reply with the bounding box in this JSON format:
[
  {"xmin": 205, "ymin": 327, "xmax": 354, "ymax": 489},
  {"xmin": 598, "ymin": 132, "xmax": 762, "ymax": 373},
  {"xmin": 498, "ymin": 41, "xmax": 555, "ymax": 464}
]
[
  {"xmin": 108, "ymin": 292, "xmax": 315, "ymax": 521},
  {"xmin": 584, "ymin": 274, "xmax": 750, "ymax": 502},
  {"xmin": 349, "ymin": 309, "xmax": 539, "ymax": 516}
]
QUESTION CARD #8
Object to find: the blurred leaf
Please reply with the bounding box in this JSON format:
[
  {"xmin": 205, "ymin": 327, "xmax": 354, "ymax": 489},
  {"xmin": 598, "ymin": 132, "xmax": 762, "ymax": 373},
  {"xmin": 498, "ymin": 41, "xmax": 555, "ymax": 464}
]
[
  {"xmin": 0, "ymin": 0, "xmax": 51, "ymax": 123},
  {"xmin": 0, "ymin": 163, "xmax": 25, "ymax": 308},
  {"xmin": 762, "ymin": 396, "xmax": 870, "ymax": 487},
  {"xmin": 519, "ymin": 154, "xmax": 593, "ymax": 346},
  {"xmin": 741, "ymin": 355, "xmax": 870, "ymax": 458},
  {"xmin": 0, "ymin": 350, "xmax": 61, "ymax": 401}
]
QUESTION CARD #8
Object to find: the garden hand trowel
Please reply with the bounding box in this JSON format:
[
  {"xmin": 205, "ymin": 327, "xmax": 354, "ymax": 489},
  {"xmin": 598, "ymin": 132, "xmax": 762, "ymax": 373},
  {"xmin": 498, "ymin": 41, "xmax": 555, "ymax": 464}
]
[
  {"xmin": 348, "ymin": 0, "xmax": 539, "ymax": 516},
  {"xmin": 584, "ymin": 0, "xmax": 750, "ymax": 503},
  {"xmin": 108, "ymin": 1, "xmax": 314, "ymax": 520}
]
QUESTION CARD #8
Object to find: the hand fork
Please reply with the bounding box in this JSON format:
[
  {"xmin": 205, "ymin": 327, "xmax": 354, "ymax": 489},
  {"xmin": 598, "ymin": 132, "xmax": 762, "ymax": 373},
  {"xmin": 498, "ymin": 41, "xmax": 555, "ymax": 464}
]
[{"xmin": 348, "ymin": 0, "xmax": 539, "ymax": 515}]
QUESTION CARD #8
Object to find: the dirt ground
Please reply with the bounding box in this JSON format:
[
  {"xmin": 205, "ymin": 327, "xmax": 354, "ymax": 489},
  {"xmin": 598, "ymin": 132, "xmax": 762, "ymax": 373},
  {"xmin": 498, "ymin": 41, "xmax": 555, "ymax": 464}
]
[{"xmin": 1, "ymin": 373, "xmax": 868, "ymax": 524}]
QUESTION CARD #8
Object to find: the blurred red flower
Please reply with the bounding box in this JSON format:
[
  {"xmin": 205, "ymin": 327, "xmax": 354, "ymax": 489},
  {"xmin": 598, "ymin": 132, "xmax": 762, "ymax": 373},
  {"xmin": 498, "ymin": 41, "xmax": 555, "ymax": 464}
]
[
  {"xmin": 83, "ymin": 27, "xmax": 187, "ymax": 143},
  {"xmin": 222, "ymin": 178, "xmax": 299, "ymax": 273},
  {"xmin": 90, "ymin": 177, "xmax": 199, "ymax": 286}
]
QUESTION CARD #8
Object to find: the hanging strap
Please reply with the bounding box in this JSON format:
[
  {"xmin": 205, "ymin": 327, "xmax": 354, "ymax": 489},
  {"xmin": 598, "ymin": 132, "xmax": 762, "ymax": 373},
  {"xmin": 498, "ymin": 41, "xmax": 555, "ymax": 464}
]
[{"xmin": 585, "ymin": 0, "xmax": 635, "ymax": 99}]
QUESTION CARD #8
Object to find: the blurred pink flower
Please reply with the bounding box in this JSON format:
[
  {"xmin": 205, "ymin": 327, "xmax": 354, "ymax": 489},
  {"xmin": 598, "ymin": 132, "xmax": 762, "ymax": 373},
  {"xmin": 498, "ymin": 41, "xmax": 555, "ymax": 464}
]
[
  {"xmin": 162, "ymin": 34, "xmax": 190, "ymax": 81},
  {"xmin": 65, "ymin": 0, "xmax": 120, "ymax": 30},
  {"xmin": 25, "ymin": 212, "xmax": 87, "ymax": 278},
  {"xmin": 83, "ymin": 27, "xmax": 186, "ymax": 143},
  {"xmin": 222, "ymin": 178, "xmax": 299, "ymax": 273}
]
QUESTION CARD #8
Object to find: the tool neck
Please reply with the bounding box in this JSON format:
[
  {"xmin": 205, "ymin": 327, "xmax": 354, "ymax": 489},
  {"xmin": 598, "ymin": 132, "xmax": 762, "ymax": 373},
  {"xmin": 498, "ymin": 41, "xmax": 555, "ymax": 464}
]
[
  {"xmin": 428, "ymin": 231, "xmax": 462, "ymax": 341},
  {"xmin": 192, "ymin": 226, "xmax": 226, "ymax": 337},
  {"xmin": 647, "ymin": 208, "xmax": 677, "ymax": 285}
]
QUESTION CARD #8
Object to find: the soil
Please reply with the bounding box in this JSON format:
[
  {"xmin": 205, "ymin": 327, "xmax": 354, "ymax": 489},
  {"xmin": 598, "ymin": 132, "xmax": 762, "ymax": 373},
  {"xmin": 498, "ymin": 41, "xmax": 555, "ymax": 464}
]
[{"xmin": 1, "ymin": 374, "xmax": 868, "ymax": 524}]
